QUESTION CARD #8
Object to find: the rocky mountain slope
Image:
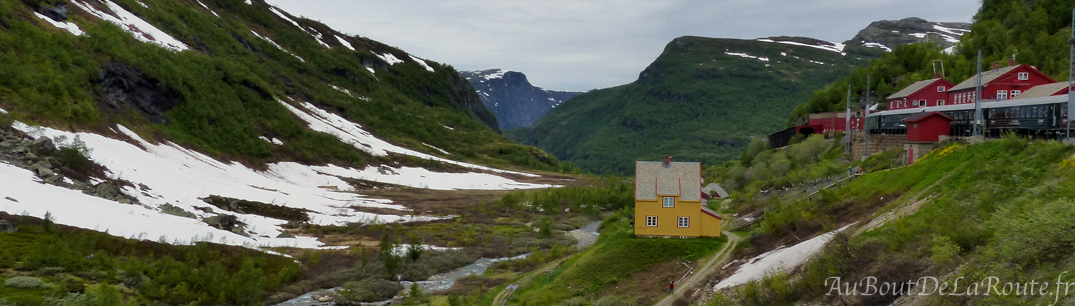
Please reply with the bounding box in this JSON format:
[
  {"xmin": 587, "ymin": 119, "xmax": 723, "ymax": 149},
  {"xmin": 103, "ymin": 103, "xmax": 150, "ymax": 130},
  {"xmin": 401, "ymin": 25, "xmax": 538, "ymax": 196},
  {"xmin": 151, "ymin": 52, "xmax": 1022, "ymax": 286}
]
[
  {"xmin": 0, "ymin": 0, "xmax": 569, "ymax": 250},
  {"xmin": 843, "ymin": 17, "xmax": 970, "ymax": 56},
  {"xmin": 461, "ymin": 69, "xmax": 583, "ymax": 130}
]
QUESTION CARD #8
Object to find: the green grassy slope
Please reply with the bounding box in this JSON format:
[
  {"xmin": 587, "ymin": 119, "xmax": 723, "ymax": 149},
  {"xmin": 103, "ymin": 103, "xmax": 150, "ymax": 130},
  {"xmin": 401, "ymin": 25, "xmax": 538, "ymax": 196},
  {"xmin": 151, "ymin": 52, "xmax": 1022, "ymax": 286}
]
[
  {"xmin": 510, "ymin": 36, "xmax": 865, "ymax": 175},
  {"xmin": 0, "ymin": 0, "xmax": 563, "ymax": 171}
]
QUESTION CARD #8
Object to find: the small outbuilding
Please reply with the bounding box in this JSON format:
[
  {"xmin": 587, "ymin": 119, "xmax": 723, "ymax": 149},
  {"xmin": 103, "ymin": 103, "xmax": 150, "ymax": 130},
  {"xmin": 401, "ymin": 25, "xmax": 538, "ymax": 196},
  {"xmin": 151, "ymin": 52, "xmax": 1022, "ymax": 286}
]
[{"xmin": 902, "ymin": 111, "xmax": 953, "ymax": 142}]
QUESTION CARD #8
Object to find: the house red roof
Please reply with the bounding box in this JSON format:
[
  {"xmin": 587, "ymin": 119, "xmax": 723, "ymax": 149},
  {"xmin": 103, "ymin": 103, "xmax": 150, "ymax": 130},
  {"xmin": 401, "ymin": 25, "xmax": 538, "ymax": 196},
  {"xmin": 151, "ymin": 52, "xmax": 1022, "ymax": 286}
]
[{"xmin": 902, "ymin": 111, "xmax": 953, "ymax": 123}]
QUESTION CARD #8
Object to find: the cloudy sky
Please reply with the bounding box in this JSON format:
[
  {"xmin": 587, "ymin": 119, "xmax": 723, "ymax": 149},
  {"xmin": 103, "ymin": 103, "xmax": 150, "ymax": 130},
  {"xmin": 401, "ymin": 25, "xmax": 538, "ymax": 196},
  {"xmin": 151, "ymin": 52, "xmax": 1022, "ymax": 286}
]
[{"xmin": 265, "ymin": 0, "xmax": 981, "ymax": 91}]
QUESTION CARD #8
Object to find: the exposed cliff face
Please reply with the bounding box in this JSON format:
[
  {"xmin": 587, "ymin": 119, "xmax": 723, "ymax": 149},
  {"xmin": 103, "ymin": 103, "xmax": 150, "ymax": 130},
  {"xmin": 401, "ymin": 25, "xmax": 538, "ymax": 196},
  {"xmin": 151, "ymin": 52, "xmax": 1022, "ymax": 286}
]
[
  {"xmin": 462, "ymin": 69, "xmax": 582, "ymax": 130},
  {"xmin": 843, "ymin": 17, "xmax": 970, "ymax": 56},
  {"xmin": 447, "ymin": 70, "xmax": 502, "ymax": 133}
]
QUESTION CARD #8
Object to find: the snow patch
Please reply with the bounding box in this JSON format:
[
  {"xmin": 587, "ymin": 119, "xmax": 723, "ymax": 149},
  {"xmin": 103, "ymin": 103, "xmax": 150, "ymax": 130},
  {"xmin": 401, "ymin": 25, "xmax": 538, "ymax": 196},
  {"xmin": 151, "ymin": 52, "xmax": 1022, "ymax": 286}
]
[
  {"xmin": 863, "ymin": 42, "xmax": 892, "ymax": 52},
  {"xmin": 0, "ymin": 106, "xmax": 7, "ymax": 114},
  {"xmin": 714, "ymin": 224, "xmax": 855, "ymax": 290},
  {"xmin": 481, "ymin": 69, "xmax": 507, "ymax": 80},
  {"xmin": 724, "ymin": 52, "xmax": 769, "ymax": 62},
  {"xmin": 365, "ymin": 66, "xmax": 376, "ymax": 75},
  {"xmin": 277, "ymin": 99, "xmax": 542, "ymax": 177},
  {"xmin": 34, "ymin": 12, "xmax": 85, "ymax": 36},
  {"xmin": 441, "ymin": 124, "xmax": 454, "ymax": 131},
  {"xmin": 258, "ymin": 136, "xmax": 283, "ymax": 145},
  {"xmin": 933, "ymin": 25, "xmax": 969, "ymax": 36},
  {"xmin": 307, "ymin": 28, "xmax": 331, "ymax": 48},
  {"xmin": 910, "ymin": 33, "xmax": 927, "ymax": 39},
  {"xmin": 808, "ymin": 60, "xmax": 826, "ymax": 65},
  {"xmin": 335, "ymin": 35, "xmax": 355, "ymax": 51},
  {"xmin": 137, "ymin": 1, "xmax": 147, "ymax": 8},
  {"xmin": 244, "ymin": 0, "xmax": 252, "ymax": 4},
  {"xmin": 422, "ymin": 143, "xmax": 451, "ymax": 155},
  {"xmin": 251, "ymin": 31, "xmax": 304, "ymax": 62},
  {"xmin": 330, "ymin": 85, "xmax": 352, "ymax": 96},
  {"xmin": 71, "ymin": 0, "xmax": 189, "ymax": 51},
  {"xmin": 268, "ymin": 6, "xmax": 301, "ymax": 29},
  {"xmin": 409, "ymin": 55, "xmax": 435, "ymax": 72},
  {"xmin": 377, "ymin": 53, "xmax": 404, "ymax": 65},
  {"xmin": 757, "ymin": 38, "xmax": 844, "ymax": 55},
  {"xmin": 943, "ymin": 45, "xmax": 958, "ymax": 55},
  {"xmin": 195, "ymin": 0, "xmax": 219, "ymax": 17}
]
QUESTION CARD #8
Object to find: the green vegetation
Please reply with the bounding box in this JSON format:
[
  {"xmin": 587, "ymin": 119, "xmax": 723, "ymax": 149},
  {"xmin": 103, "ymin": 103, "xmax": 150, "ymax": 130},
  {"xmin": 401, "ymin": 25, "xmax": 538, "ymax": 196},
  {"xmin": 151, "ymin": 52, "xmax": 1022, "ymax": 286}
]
[
  {"xmin": 0, "ymin": 212, "xmax": 300, "ymax": 306},
  {"xmin": 709, "ymin": 137, "xmax": 1075, "ymax": 305},
  {"xmin": 505, "ymin": 209, "xmax": 727, "ymax": 305},
  {"xmin": 0, "ymin": 0, "xmax": 565, "ymax": 172},
  {"xmin": 511, "ymin": 36, "xmax": 865, "ymax": 175},
  {"xmin": 792, "ymin": 0, "xmax": 1075, "ymax": 123}
]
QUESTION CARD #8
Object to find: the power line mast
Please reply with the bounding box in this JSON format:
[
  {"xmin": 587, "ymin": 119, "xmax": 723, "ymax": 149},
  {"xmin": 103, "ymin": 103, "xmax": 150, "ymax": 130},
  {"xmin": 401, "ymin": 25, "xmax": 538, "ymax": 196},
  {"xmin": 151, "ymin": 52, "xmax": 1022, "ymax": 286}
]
[
  {"xmin": 974, "ymin": 50, "xmax": 983, "ymax": 137},
  {"xmin": 1068, "ymin": 7, "xmax": 1075, "ymax": 140},
  {"xmin": 863, "ymin": 75, "xmax": 871, "ymax": 159},
  {"xmin": 845, "ymin": 84, "xmax": 851, "ymax": 154}
]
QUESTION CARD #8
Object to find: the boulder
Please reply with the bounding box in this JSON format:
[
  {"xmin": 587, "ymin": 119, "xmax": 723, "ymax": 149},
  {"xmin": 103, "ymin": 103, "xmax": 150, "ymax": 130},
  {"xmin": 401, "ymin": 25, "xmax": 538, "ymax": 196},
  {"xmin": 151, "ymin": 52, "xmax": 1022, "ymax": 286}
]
[
  {"xmin": 95, "ymin": 183, "xmax": 120, "ymax": 199},
  {"xmin": 203, "ymin": 214, "xmax": 239, "ymax": 231},
  {"xmin": 276, "ymin": 231, "xmax": 295, "ymax": 238},
  {"xmin": 34, "ymin": 1, "xmax": 69, "ymax": 22},
  {"xmin": 160, "ymin": 204, "xmax": 197, "ymax": 219},
  {"xmin": 0, "ymin": 220, "xmax": 15, "ymax": 233},
  {"xmin": 31, "ymin": 137, "xmax": 57, "ymax": 155}
]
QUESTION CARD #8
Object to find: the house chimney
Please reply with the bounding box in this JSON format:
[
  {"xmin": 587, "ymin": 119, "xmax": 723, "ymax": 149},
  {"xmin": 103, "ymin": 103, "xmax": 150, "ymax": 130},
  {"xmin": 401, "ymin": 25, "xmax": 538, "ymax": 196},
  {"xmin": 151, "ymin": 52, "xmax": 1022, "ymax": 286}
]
[
  {"xmin": 934, "ymin": 73, "xmax": 942, "ymax": 79},
  {"xmin": 1009, "ymin": 58, "xmax": 1015, "ymax": 67},
  {"xmin": 992, "ymin": 62, "xmax": 1000, "ymax": 71},
  {"xmin": 663, "ymin": 155, "xmax": 672, "ymax": 167}
]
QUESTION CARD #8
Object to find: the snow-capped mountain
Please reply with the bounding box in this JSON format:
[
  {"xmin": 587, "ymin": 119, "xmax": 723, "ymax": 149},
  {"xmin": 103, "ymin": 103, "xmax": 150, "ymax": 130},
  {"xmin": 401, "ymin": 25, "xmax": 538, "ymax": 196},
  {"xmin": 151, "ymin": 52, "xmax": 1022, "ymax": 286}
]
[
  {"xmin": 843, "ymin": 17, "xmax": 971, "ymax": 55},
  {"xmin": 461, "ymin": 69, "xmax": 583, "ymax": 130}
]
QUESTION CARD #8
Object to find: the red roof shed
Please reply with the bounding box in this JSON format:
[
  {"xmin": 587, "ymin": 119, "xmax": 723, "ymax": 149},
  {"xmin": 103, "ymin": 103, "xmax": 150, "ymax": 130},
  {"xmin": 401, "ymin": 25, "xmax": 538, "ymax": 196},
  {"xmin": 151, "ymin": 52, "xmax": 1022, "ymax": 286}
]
[{"xmin": 903, "ymin": 112, "xmax": 953, "ymax": 142}]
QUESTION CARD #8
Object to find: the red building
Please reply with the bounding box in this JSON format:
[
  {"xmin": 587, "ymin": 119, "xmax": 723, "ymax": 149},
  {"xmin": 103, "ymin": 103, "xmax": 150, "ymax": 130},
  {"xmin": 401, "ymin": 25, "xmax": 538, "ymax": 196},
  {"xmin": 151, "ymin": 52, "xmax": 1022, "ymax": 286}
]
[
  {"xmin": 903, "ymin": 111, "xmax": 953, "ymax": 142},
  {"xmin": 886, "ymin": 76, "xmax": 954, "ymax": 110},
  {"xmin": 1011, "ymin": 82, "xmax": 1070, "ymax": 100},
  {"xmin": 946, "ymin": 59, "xmax": 1056, "ymax": 104}
]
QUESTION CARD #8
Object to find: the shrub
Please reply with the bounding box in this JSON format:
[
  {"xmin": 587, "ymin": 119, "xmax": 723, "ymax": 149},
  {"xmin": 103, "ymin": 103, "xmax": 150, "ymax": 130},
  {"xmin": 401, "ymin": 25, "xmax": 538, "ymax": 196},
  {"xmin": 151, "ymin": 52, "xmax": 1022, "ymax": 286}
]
[
  {"xmin": 337, "ymin": 278, "xmax": 400, "ymax": 304},
  {"xmin": 5, "ymin": 276, "xmax": 44, "ymax": 289}
]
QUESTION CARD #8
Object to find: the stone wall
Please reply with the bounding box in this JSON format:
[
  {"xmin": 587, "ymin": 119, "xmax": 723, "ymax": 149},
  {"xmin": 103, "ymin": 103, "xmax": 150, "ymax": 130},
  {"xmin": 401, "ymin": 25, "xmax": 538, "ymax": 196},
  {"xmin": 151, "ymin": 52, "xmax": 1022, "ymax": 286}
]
[{"xmin": 849, "ymin": 134, "xmax": 907, "ymax": 161}]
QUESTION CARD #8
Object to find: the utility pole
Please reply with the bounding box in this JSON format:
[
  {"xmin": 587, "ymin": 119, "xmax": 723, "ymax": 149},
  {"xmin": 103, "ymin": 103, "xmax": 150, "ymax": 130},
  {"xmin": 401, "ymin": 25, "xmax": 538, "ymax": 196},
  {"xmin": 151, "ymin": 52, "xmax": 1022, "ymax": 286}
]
[
  {"xmin": 863, "ymin": 75, "xmax": 871, "ymax": 160},
  {"xmin": 845, "ymin": 84, "xmax": 852, "ymax": 154},
  {"xmin": 974, "ymin": 50, "xmax": 983, "ymax": 137},
  {"xmin": 1068, "ymin": 7, "xmax": 1075, "ymax": 140}
]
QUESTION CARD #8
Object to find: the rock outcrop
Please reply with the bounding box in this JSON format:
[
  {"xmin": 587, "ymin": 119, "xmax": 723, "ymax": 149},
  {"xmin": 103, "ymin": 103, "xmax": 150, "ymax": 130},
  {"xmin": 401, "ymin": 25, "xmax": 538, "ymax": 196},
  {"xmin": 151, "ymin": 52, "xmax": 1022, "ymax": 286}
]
[
  {"xmin": 461, "ymin": 69, "xmax": 582, "ymax": 130},
  {"xmin": 100, "ymin": 61, "xmax": 184, "ymax": 124}
]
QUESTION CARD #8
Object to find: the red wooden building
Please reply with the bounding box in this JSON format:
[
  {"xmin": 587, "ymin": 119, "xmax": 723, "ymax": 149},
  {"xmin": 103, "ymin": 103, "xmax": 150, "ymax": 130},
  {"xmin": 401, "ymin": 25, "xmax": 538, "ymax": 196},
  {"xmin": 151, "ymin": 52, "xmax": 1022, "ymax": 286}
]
[
  {"xmin": 806, "ymin": 111, "xmax": 864, "ymax": 133},
  {"xmin": 902, "ymin": 111, "xmax": 953, "ymax": 142},
  {"xmin": 886, "ymin": 76, "xmax": 954, "ymax": 110},
  {"xmin": 946, "ymin": 59, "xmax": 1056, "ymax": 104}
]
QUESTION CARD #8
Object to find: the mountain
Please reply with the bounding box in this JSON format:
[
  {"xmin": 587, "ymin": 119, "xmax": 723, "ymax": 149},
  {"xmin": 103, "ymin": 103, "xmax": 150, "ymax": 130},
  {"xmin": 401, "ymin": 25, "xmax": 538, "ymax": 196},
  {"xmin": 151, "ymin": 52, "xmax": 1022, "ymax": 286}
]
[
  {"xmin": 0, "ymin": 0, "xmax": 575, "ymax": 252},
  {"xmin": 509, "ymin": 36, "xmax": 865, "ymax": 174},
  {"xmin": 461, "ymin": 69, "xmax": 583, "ymax": 130},
  {"xmin": 843, "ymin": 17, "xmax": 971, "ymax": 56}
]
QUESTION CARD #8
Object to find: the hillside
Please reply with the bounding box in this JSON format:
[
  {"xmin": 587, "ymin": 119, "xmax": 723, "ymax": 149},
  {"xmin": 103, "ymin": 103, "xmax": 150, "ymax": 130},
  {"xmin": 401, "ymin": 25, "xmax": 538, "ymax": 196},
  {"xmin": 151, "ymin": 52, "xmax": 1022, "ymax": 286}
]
[
  {"xmin": 510, "ymin": 36, "xmax": 865, "ymax": 174},
  {"xmin": 461, "ymin": 69, "xmax": 582, "ymax": 130},
  {"xmin": 842, "ymin": 17, "xmax": 970, "ymax": 56}
]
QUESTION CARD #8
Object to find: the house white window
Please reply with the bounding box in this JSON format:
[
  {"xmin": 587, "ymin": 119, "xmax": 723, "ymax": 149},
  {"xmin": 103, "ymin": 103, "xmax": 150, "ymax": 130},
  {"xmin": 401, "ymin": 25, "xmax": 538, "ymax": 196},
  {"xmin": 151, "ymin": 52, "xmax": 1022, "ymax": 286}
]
[
  {"xmin": 1011, "ymin": 90, "xmax": 1021, "ymax": 97},
  {"xmin": 998, "ymin": 90, "xmax": 1008, "ymax": 100},
  {"xmin": 646, "ymin": 216, "xmax": 658, "ymax": 227},
  {"xmin": 937, "ymin": 100, "xmax": 945, "ymax": 106},
  {"xmin": 678, "ymin": 217, "xmax": 690, "ymax": 228},
  {"xmin": 920, "ymin": 100, "xmax": 928, "ymax": 107},
  {"xmin": 937, "ymin": 86, "xmax": 946, "ymax": 92},
  {"xmin": 663, "ymin": 197, "xmax": 675, "ymax": 208},
  {"xmin": 1018, "ymin": 72, "xmax": 1029, "ymax": 80}
]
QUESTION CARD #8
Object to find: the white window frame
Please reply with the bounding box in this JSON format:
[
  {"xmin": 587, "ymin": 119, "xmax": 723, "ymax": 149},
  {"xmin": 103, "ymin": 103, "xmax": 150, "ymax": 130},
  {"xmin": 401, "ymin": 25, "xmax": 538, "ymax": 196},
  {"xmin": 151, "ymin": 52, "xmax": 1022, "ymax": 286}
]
[
  {"xmin": 663, "ymin": 196, "xmax": 674, "ymax": 208},
  {"xmin": 677, "ymin": 217, "xmax": 690, "ymax": 228},
  {"xmin": 937, "ymin": 86, "xmax": 946, "ymax": 92},
  {"xmin": 997, "ymin": 90, "xmax": 1008, "ymax": 100},
  {"xmin": 1018, "ymin": 72, "xmax": 1029, "ymax": 80},
  {"xmin": 1011, "ymin": 90, "xmax": 1021, "ymax": 97},
  {"xmin": 937, "ymin": 100, "xmax": 945, "ymax": 106},
  {"xmin": 646, "ymin": 216, "xmax": 658, "ymax": 227}
]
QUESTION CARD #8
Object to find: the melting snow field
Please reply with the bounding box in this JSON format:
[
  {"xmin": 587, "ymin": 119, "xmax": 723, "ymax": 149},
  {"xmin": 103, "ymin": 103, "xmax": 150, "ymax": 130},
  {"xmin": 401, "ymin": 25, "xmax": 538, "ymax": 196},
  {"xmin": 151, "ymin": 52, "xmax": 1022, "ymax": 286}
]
[
  {"xmin": 409, "ymin": 55, "xmax": 435, "ymax": 72},
  {"xmin": 278, "ymin": 99, "xmax": 540, "ymax": 177},
  {"xmin": 335, "ymin": 35, "xmax": 355, "ymax": 51},
  {"xmin": 2, "ymin": 115, "xmax": 553, "ymax": 249},
  {"xmin": 71, "ymin": 0, "xmax": 189, "ymax": 52},
  {"xmin": 33, "ymin": 12, "xmax": 85, "ymax": 36},
  {"xmin": 714, "ymin": 224, "xmax": 856, "ymax": 290},
  {"xmin": 377, "ymin": 53, "xmax": 404, "ymax": 65},
  {"xmin": 724, "ymin": 52, "xmax": 769, "ymax": 62}
]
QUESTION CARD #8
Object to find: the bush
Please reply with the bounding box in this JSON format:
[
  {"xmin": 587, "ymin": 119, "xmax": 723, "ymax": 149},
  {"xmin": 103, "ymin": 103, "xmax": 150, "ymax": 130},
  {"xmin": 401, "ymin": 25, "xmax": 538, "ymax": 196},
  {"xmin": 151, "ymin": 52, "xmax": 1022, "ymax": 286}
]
[
  {"xmin": 337, "ymin": 278, "xmax": 400, "ymax": 304},
  {"xmin": 5, "ymin": 276, "xmax": 44, "ymax": 289}
]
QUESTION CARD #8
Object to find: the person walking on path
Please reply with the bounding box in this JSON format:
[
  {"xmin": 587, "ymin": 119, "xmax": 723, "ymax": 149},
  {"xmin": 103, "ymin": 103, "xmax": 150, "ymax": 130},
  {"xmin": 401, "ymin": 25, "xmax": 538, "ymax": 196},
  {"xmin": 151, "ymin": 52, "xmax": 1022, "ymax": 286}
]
[{"xmin": 669, "ymin": 281, "xmax": 675, "ymax": 294}]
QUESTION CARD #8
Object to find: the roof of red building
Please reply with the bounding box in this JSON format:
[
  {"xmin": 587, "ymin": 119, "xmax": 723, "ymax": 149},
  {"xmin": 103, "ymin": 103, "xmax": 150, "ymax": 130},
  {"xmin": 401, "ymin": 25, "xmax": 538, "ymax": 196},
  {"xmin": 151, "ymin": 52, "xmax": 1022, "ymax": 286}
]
[
  {"xmin": 1012, "ymin": 82, "xmax": 1070, "ymax": 100},
  {"xmin": 949, "ymin": 65, "xmax": 1022, "ymax": 92},
  {"xmin": 887, "ymin": 78, "xmax": 944, "ymax": 100},
  {"xmin": 902, "ymin": 111, "xmax": 953, "ymax": 123}
]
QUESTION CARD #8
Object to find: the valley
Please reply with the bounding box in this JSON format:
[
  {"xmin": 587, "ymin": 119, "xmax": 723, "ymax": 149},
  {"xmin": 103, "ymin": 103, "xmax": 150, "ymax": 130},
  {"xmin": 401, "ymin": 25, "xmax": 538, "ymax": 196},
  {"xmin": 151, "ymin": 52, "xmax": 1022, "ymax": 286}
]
[{"xmin": 1, "ymin": 0, "xmax": 1075, "ymax": 306}]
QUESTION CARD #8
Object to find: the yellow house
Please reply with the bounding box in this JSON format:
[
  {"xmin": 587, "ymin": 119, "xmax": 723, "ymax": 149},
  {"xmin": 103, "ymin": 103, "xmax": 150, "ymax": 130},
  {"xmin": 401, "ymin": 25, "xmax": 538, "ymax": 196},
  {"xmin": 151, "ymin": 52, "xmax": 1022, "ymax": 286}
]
[{"xmin": 634, "ymin": 156, "xmax": 722, "ymax": 238}]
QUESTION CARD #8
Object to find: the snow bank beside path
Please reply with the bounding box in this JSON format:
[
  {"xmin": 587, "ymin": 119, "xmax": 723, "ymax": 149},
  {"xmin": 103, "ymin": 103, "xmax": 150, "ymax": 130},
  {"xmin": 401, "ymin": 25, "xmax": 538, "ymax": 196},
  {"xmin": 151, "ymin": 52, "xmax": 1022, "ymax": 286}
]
[{"xmin": 714, "ymin": 224, "xmax": 856, "ymax": 290}]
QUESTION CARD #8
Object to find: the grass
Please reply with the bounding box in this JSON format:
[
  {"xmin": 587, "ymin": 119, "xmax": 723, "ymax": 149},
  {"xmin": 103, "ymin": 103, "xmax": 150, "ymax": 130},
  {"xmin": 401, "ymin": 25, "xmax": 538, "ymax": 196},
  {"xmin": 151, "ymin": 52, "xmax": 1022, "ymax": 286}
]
[
  {"xmin": 506, "ymin": 212, "xmax": 727, "ymax": 305},
  {"xmin": 711, "ymin": 136, "xmax": 1075, "ymax": 305}
]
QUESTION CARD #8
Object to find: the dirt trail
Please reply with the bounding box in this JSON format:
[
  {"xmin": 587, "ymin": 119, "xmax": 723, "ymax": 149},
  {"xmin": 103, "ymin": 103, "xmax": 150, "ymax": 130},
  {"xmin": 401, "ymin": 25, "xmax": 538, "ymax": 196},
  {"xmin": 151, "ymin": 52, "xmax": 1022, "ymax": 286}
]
[{"xmin": 654, "ymin": 231, "xmax": 741, "ymax": 306}]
